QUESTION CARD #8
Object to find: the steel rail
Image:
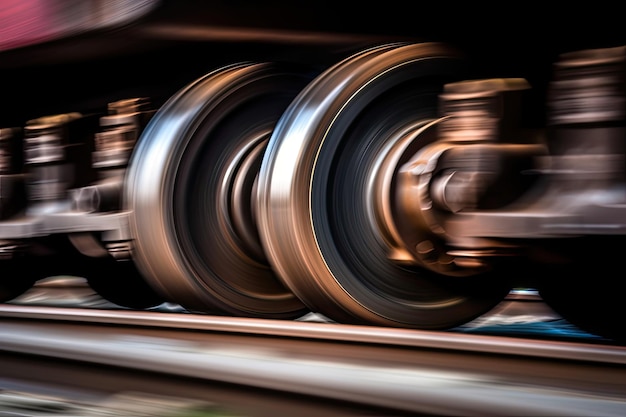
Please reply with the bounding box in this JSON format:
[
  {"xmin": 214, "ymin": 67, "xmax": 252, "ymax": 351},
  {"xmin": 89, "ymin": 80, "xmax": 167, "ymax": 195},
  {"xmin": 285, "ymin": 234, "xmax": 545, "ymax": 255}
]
[
  {"xmin": 0, "ymin": 304, "xmax": 623, "ymax": 364},
  {"xmin": 0, "ymin": 305, "xmax": 625, "ymax": 416}
]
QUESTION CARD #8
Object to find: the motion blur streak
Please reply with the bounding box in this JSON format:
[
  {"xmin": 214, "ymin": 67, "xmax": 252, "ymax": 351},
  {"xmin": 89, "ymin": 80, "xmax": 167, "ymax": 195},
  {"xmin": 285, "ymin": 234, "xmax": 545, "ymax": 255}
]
[{"xmin": 0, "ymin": 0, "xmax": 159, "ymax": 51}]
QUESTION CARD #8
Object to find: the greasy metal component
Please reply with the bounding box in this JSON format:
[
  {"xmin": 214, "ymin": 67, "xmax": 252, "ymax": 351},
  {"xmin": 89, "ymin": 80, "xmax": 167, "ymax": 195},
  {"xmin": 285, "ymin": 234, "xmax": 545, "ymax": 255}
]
[
  {"xmin": 438, "ymin": 78, "xmax": 530, "ymax": 143},
  {"xmin": 126, "ymin": 62, "xmax": 310, "ymax": 318},
  {"xmin": 371, "ymin": 119, "xmax": 441, "ymax": 264},
  {"xmin": 546, "ymin": 46, "xmax": 625, "ymax": 181},
  {"xmin": 447, "ymin": 46, "xmax": 626, "ymax": 240},
  {"xmin": 73, "ymin": 99, "xmax": 153, "ymax": 214},
  {"xmin": 396, "ymin": 76, "xmax": 543, "ymax": 268},
  {"xmin": 548, "ymin": 45, "xmax": 625, "ymax": 125},
  {"xmin": 71, "ymin": 170, "xmax": 124, "ymax": 213},
  {"xmin": 430, "ymin": 78, "xmax": 533, "ymax": 214},
  {"xmin": 430, "ymin": 170, "xmax": 489, "ymax": 213},
  {"xmin": 258, "ymin": 42, "xmax": 511, "ymax": 329},
  {"xmin": 0, "ymin": 106, "xmax": 135, "ymax": 246},
  {"xmin": 78, "ymin": 98, "xmax": 154, "ymax": 213},
  {"xmin": 0, "ymin": 101, "xmax": 167, "ymax": 310},
  {"xmin": 22, "ymin": 112, "xmax": 100, "ymax": 225},
  {"xmin": 23, "ymin": 114, "xmax": 80, "ymax": 205},
  {"xmin": 64, "ymin": 102, "xmax": 148, "ymax": 312},
  {"xmin": 397, "ymin": 139, "xmax": 489, "ymax": 275},
  {"xmin": 93, "ymin": 98, "xmax": 151, "ymax": 170},
  {"xmin": 376, "ymin": 116, "xmax": 505, "ymax": 272},
  {"xmin": 397, "ymin": 141, "xmax": 545, "ymax": 271},
  {"xmin": 67, "ymin": 98, "xmax": 157, "ymax": 312}
]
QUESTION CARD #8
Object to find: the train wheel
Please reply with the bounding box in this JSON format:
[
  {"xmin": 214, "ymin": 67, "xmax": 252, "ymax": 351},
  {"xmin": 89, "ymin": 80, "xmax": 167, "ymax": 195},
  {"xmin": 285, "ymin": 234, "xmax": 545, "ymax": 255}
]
[
  {"xmin": 538, "ymin": 237, "xmax": 626, "ymax": 342},
  {"xmin": 126, "ymin": 63, "xmax": 311, "ymax": 318},
  {"xmin": 257, "ymin": 43, "xmax": 512, "ymax": 328}
]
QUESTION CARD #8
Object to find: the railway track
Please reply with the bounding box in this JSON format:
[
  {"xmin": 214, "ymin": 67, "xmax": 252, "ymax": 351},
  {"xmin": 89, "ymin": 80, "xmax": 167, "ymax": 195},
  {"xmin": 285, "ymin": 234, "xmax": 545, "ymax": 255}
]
[{"xmin": 1, "ymin": 294, "xmax": 625, "ymax": 416}]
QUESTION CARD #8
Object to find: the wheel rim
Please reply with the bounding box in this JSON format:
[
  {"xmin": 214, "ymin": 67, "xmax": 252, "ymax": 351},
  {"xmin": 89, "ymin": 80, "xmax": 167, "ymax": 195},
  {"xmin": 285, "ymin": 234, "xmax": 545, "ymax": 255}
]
[
  {"xmin": 258, "ymin": 43, "xmax": 511, "ymax": 328},
  {"xmin": 126, "ymin": 62, "xmax": 311, "ymax": 318}
]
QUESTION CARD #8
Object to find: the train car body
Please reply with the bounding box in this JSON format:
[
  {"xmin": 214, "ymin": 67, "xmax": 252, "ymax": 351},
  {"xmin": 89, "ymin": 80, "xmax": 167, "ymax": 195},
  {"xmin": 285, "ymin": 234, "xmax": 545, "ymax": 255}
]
[{"xmin": 1, "ymin": 0, "xmax": 625, "ymax": 341}]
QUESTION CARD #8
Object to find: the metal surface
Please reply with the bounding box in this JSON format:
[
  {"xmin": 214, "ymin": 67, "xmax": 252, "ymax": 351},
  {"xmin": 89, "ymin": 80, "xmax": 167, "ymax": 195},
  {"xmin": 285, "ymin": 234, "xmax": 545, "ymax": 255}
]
[
  {"xmin": 0, "ymin": 304, "xmax": 625, "ymax": 416},
  {"xmin": 257, "ymin": 42, "xmax": 511, "ymax": 328},
  {"xmin": 0, "ymin": 303, "xmax": 619, "ymax": 361},
  {"xmin": 125, "ymin": 62, "xmax": 311, "ymax": 318}
]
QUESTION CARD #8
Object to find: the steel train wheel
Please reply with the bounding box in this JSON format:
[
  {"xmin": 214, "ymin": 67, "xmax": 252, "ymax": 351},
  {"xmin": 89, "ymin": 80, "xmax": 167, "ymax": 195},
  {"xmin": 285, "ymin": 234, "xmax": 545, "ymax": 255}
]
[
  {"xmin": 126, "ymin": 63, "xmax": 311, "ymax": 318},
  {"xmin": 538, "ymin": 237, "xmax": 626, "ymax": 342},
  {"xmin": 257, "ymin": 43, "xmax": 512, "ymax": 328}
]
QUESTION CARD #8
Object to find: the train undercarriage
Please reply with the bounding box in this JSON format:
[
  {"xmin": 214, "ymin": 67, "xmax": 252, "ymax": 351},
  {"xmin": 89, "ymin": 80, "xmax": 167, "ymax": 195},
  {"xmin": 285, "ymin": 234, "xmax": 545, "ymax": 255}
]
[{"xmin": 1, "ymin": 1, "xmax": 625, "ymax": 342}]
